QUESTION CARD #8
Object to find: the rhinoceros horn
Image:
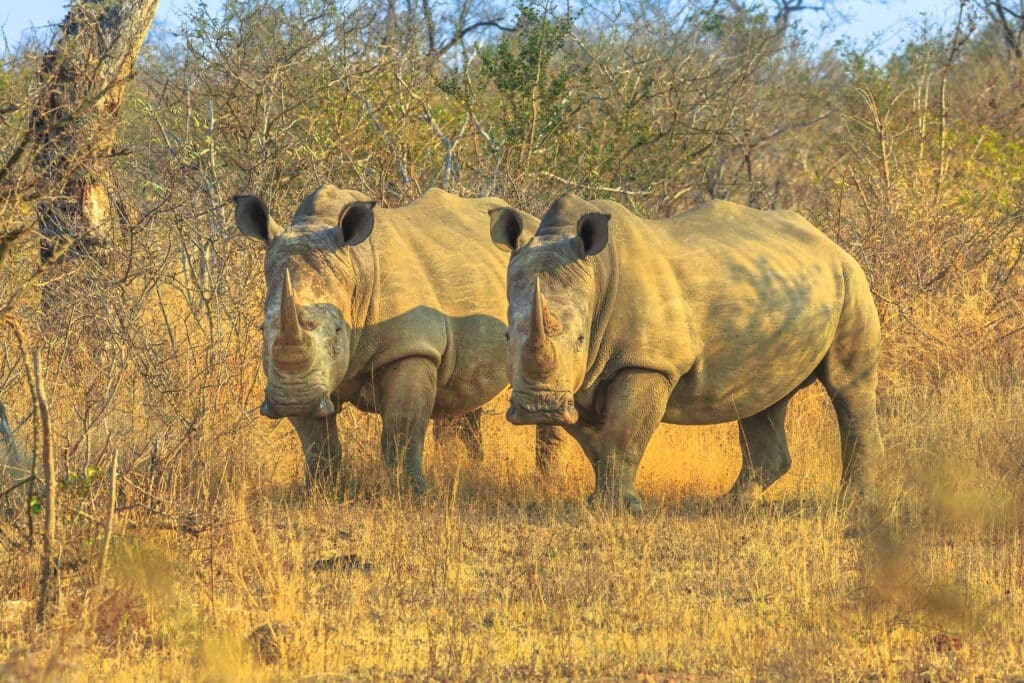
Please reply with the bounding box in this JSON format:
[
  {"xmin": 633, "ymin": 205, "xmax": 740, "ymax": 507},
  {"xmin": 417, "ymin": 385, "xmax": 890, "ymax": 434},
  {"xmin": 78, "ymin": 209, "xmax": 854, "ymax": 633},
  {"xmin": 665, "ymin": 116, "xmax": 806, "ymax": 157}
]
[
  {"xmin": 529, "ymin": 278, "xmax": 548, "ymax": 349},
  {"xmin": 273, "ymin": 271, "xmax": 312, "ymax": 372},
  {"xmin": 275, "ymin": 270, "xmax": 306, "ymax": 348},
  {"xmin": 524, "ymin": 278, "xmax": 559, "ymax": 378}
]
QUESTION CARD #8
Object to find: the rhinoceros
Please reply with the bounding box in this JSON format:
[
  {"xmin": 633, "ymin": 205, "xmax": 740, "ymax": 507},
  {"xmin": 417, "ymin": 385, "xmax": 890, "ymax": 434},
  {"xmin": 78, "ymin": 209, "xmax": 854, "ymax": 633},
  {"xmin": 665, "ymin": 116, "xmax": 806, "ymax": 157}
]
[
  {"xmin": 234, "ymin": 185, "xmax": 564, "ymax": 492},
  {"xmin": 489, "ymin": 194, "xmax": 882, "ymax": 511}
]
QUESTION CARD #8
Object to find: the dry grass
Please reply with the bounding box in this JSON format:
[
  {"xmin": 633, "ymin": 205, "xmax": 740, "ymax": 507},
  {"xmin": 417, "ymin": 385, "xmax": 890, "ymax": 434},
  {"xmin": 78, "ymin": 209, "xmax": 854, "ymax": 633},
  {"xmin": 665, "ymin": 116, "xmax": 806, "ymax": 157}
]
[{"xmin": 2, "ymin": 359, "xmax": 1022, "ymax": 680}]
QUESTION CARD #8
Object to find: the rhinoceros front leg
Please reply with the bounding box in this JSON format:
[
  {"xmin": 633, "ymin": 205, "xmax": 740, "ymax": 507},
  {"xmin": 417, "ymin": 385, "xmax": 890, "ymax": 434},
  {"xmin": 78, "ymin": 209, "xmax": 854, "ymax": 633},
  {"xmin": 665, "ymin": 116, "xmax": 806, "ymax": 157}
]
[
  {"xmin": 289, "ymin": 415, "xmax": 341, "ymax": 490},
  {"xmin": 728, "ymin": 398, "xmax": 792, "ymax": 497},
  {"xmin": 569, "ymin": 370, "xmax": 672, "ymax": 513},
  {"xmin": 534, "ymin": 426, "xmax": 569, "ymax": 473},
  {"xmin": 375, "ymin": 356, "xmax": 437, "ymax": 495}
]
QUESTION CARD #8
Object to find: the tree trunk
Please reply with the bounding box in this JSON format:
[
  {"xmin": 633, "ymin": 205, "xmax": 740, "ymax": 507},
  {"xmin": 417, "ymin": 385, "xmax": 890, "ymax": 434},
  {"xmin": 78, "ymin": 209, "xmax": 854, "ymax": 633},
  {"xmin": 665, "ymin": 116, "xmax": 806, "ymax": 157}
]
[{"xmin": 30, "ymin": 0, "xmax": 158, "ymax": 266}]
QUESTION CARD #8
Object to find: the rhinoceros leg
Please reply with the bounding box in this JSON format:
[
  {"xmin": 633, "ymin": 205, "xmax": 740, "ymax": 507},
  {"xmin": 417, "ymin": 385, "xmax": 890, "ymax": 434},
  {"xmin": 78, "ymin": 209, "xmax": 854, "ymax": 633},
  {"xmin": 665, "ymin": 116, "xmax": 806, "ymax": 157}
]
[
  {"xmin": 375, "ymin": 356, "xmax": 437, "ymax": 495},
  {"xmin": 534, "ymin": 426, "xmax": 569, "ymax": 472},
  {"xmin": 815, "ymin": 283, "xmax": 883, "ymax": 493},
  {"xmin": 432, "ymin": 409, "xmax": 484, "ymax": 460},
  {"xmin": 569, "ymin": 370, "xmax": 672, "ymax": 513},
  {"xmin": 728, "ymin": 398, "xmax": 792, "ymax": 496},
  {"xmin": 819, "ymin": 365, "xmax": 882, "ymax": 489},
  {"xmin": 289, "ymin": 415, "xmax": 342, "ymax": 490}
]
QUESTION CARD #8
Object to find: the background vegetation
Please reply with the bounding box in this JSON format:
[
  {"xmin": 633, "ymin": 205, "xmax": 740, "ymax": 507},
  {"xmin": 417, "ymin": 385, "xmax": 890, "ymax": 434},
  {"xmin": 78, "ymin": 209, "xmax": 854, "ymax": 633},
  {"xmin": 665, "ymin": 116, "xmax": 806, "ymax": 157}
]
[{"xmin": 1, "ymin": 0, "xmax": 1022, "ymax": 678}]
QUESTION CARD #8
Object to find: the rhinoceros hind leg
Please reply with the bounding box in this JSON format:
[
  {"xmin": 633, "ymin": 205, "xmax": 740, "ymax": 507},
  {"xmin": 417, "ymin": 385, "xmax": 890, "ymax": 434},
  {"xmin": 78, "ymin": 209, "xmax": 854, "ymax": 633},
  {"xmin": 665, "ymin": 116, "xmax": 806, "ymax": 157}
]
[
  {"xmin": 433, "ymin": 408, "xmax": 484, "ymax": 461},
  {"xmin": 815, "ymin": 270, "xmax": 883, "ymax": 493},
  {"xmin": 534, "ymin": 426, "xmax": 569, "ymax": 472},
  {"xmin": 290, "ymin": 415, "xmax": 342, "ymax": 491},
  {"xmin": 729, "ymin": 398, "xmax": 792, "ymax": 496},
  {"xmin": 820, "ymin": 369, "xmax": 881, "ymax": 489},
  {"xmin": 375, "ymin": 357, "xmax": 438, "ymax": 495}
]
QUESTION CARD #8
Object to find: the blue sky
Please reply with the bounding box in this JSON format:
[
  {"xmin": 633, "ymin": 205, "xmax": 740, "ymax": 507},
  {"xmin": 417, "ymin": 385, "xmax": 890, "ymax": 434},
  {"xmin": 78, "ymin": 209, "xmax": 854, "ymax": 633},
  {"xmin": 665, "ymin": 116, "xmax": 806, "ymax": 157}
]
[{"xmin": 1, "ymin": 0, "xmax": 960, "ymax": 53}]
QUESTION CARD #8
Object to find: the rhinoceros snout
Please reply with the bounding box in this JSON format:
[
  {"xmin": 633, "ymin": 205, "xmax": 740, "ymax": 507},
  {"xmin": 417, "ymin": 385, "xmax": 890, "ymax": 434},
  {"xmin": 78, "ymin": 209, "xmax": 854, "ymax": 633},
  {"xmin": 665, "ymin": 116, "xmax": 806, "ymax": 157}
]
[
  {"xmin": 507, "ymin": 389, "xmax": 578, "ymax": 426},
  {"xmin": 259, "ymin": 393, "xmax": 335, "ymax": 419}
]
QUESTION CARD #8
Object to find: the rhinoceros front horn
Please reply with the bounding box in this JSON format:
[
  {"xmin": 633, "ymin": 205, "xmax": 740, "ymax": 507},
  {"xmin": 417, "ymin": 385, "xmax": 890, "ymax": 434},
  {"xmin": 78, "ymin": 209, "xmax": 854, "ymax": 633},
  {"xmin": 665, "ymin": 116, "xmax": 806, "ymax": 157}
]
[
  {"xmin": 272, "ymin": 271, "xmax": 312, "ymax": 373},
  {"xmin": 529, "ymin": 278, "xmax": 547, "ymax": 349},
  {"xmin": 524, "ymin": 278, "xmax": 559, "ymax": 379},
  {"xmin": 277, "ymin": 270, "xmax": 304, "ymax": 347}
]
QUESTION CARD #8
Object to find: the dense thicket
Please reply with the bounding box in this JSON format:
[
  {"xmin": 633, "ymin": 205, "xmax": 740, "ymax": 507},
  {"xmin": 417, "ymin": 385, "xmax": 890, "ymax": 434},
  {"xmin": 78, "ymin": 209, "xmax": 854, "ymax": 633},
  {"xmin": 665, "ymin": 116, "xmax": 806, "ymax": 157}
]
[{"xmin": 4, "ymin": 1, "xmax": 1021, "ymax": 351}]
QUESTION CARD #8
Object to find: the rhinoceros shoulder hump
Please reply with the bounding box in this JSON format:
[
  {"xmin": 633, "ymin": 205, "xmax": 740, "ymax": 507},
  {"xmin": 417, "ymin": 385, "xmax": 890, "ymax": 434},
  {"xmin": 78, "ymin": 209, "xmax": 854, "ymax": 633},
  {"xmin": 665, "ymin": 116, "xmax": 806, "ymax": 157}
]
[{"xmin": 291, "ymin": 184, "xmax": 373, "ymax": 229}]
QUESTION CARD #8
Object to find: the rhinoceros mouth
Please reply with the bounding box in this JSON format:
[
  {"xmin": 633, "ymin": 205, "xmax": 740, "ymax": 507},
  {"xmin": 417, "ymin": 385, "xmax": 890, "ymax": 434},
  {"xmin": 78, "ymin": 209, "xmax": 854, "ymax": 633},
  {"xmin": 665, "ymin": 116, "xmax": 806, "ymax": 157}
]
[
  {"xmin": 507, "ymin": 388, "xmax": 578, "ymax": 426},
  {"xmin": 260, "ymin": 392, "xmax": 335, "ymax": 420}
]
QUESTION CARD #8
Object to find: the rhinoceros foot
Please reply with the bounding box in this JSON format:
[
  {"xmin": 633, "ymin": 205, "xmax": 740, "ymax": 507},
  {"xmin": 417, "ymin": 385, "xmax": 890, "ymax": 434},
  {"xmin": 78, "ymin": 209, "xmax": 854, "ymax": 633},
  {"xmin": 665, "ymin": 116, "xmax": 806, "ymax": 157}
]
[
  {"xmin": 410, "ymin": 475, "xmax": 431, "ymax": 497},
  {"xmin": 587, "ymin": 491, "xmax": 643, "ymax": 515},
  {"xmin": 725, "ymin": 478, "xmax": 767, "ymax": 505},
  {"xmin": 387, "ymin": 468, "xmax": 431, "ymax": 499}
]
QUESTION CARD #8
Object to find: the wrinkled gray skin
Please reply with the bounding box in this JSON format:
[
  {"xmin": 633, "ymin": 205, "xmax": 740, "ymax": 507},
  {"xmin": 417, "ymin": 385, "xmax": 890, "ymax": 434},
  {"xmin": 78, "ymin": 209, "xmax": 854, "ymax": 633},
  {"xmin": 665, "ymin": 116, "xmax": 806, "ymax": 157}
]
[
  {"xmin": 235, "ymin": 185, "xmax": 565, "ymax": 492},
  {"xmin": 491, "ymin": 194, "xmax": 883, "ymax": 511}
]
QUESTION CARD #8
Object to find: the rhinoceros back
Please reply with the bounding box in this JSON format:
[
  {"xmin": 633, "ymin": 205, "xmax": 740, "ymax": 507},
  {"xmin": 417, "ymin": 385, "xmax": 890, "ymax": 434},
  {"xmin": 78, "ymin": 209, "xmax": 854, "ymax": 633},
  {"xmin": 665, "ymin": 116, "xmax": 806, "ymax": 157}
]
[
  {"xmin": 582, "ymin": 198, "xmax": 864, "ymax": 424},
  {"xmin": 368, "ymin": 188, "xmax": 521, "ymax": 323}
]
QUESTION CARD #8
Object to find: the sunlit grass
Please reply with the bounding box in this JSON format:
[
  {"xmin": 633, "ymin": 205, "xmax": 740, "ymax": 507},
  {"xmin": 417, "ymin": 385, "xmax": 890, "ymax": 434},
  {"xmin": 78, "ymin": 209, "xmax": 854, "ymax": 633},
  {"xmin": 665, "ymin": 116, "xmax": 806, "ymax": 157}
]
[{"xmin": 2, "ymin": 365, "xmax": 1022, "ymax": 680}]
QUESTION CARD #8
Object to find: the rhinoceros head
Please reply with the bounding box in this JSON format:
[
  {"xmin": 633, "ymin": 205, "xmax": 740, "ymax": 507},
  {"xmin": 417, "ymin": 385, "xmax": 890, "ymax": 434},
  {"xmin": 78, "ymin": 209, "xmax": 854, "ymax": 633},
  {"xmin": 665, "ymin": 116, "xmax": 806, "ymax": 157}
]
[
  {"xmin": 489, "ymin": 195, "xmax": 610, "ymax": 426},
  {"xmin": 234, "ymin": 191, "xmax": 375, "ymax": 420}
]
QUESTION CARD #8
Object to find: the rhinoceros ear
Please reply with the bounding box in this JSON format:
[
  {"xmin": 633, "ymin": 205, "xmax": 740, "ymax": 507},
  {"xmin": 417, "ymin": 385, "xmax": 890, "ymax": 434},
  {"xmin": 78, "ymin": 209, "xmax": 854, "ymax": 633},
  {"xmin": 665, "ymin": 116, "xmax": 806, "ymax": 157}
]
[
  {"xmin": 335, "ymin": 201, "xmax": 376, "ymax": 247},
  {"xmin": 489, "ymin": 207, "xmax": 524, "ymax": 252},
  {"xmin": 233, "ymin": 195, "xmax": 284, "ymax": 244},
  {"xmin": 575, "ymin": 212, "xmax": 610, "ymax": 257}
]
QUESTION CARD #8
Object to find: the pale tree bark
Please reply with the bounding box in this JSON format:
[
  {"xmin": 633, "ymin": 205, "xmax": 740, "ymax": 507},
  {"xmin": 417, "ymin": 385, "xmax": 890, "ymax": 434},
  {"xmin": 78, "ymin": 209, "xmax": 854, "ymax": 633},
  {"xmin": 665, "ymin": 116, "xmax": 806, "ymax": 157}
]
[{"xmin": 30, "ymin": 0, "xmax": 159, "ymax": 266}]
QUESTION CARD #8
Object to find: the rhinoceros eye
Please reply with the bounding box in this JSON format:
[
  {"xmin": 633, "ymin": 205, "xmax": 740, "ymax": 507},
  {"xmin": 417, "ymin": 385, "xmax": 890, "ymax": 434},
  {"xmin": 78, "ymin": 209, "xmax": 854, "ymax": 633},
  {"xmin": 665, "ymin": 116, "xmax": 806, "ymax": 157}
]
[
  {"xmin": 576, "ymin": 334, "xmax": 584, "ymax": 349},
  {"xmin": 503, "ymin": 330, "xmax": 510, "ymax": 341}
]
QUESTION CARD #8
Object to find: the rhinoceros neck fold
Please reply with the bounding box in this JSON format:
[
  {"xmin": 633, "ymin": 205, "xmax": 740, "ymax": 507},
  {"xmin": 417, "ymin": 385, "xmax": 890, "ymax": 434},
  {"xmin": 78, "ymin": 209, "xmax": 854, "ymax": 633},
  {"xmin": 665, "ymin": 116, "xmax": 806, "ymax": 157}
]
[
  {"xmin": 576, "ymin": 219, "xmax": 618, "ymax": 402},
  {"xmin": 338, "ymin": 226, "xmax": 379, "ymax": 382}
]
